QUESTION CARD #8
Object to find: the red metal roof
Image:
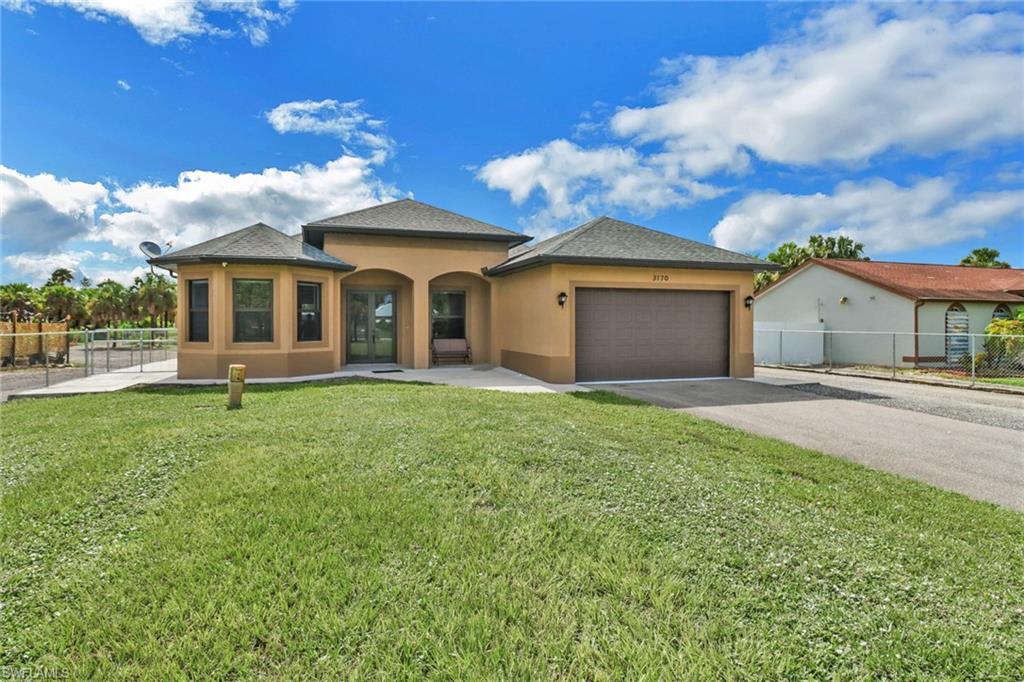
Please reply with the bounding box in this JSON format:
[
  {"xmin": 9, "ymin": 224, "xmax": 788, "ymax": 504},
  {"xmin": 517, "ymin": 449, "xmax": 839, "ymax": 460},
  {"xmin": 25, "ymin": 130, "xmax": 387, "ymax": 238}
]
[{"xmin": 766, "ymin": 259, "xmax": 1024, "ymax": 302}]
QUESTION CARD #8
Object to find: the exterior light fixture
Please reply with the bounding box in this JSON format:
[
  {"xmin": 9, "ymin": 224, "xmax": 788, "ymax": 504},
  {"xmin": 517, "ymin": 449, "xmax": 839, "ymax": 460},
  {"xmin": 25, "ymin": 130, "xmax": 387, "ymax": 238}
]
[
  {"xmin": 222, "ymin": 261, "xmax": 228, "ymax": 268},
  {"xmin": 557, "ymin": 291, "xmax": 568, "ymax": 307},
  {"xmin": 744, "ymin": 295, "xmax": 754, "ymax": 309},
  {"xmin": 839, "ymin": 296, "xmax": 849, "ymax": 304}
]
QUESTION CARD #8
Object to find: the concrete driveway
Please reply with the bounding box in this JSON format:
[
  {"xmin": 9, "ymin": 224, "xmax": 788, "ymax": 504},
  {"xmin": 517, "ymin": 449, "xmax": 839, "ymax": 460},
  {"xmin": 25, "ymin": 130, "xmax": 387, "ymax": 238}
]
[{"xmin": 600, "ymin": 369, "xmax": 1024, "ymax": 511}]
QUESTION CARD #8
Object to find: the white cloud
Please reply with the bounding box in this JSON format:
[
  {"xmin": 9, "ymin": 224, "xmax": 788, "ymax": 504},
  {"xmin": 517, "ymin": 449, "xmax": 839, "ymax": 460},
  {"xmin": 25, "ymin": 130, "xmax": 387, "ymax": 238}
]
[
  {"xmin": 2, "ymin": 153, "xmax": 399, "ymax": 283},
  {"xmin": 3, "ymin": 247, "xmax": 148, "ymax": 286},
  {"xmin": 478, "ymin": 5, "xmax": 1024, "ymax": 228},
  {"xmin": 1, "ymin": 165, "xmax": 109, "ymax": 252},
  {"xmin": 95, "ymin": 154, "xmax": 401, "ymax": 251},
  {"xmin": 0, "ymin": 0, "xmax": 295, "ymax": 46},
  {"xmin": 265, "ymin": 99, "xmax": 394, "ymax": 158},
  {"xmin": 477, "ymin": 139, "xmax": 724, "ymax": 231},
  {"xmin": 612, "ymin": 5, "xmax": 1024, "ymax": 175},
  {"xmin": 2, "ymin": 96, "xmax": 401, "ymax": 281},
  {"xmin": 116, "ymin": 79, "xmax": 131, "ymax": 91},
  {"xmin": 710, "ymin": 178, "xmax": 1024, "ymax": 255}
]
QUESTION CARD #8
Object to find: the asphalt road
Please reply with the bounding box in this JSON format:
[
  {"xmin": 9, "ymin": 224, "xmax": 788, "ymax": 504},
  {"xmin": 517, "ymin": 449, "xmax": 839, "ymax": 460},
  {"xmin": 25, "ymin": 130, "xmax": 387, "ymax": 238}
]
[{"xmin": 601, "ymin": 369, "xmax": 1024, "ymax": 512}]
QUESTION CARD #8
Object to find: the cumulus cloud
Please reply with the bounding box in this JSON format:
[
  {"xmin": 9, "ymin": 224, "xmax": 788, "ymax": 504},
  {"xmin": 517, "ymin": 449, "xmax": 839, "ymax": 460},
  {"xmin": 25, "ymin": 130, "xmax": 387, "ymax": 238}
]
[
  {"xmin": 2, "ymin": 155, "xmax": 399, "ymax": 283},
  {"xmin": 477, "ymin": 139, "xmax": 724, "ymax": 230},
  {"xmin": 96, "ymin": 154, "xmax": 400, "ymax": 251},
  {"xmin": 2, "ymin": 95, "xmax": 403, "ymax": 284},
  {"xmin": 0, "ymin": 165, "xmax": 109, "ymax": 252},
  {"xmin": 611, "ymin": 5, "xmax": 1023, "ymax": 175},
  {"xmin": 2, "ymin": 247, "xmax": 149, "ymax": 285},
  {"xmin": 0, "ymin": 0, "xmax": 295, "ymax": 46},
  {"xmin": 478, "ymin": 5, "xmax": 1024, "ymax": 228},
  {"xmin": 116, "ymin": 79, "xmax": 131, "ymax": 91},
  {"xmin": 710, "ymin": 177, "xmax": 1024, "ymax": 255},
  {"xmin": 265, "ymin": 99, "xmax": 394, "ymax": 159},
  {"xmin": 3, "ymin": 250, "xmax": 89, "ymax": 284}
]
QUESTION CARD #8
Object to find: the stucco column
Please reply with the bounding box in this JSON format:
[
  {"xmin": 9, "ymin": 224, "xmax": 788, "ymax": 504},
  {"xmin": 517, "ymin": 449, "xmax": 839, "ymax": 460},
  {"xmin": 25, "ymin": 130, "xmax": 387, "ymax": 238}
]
[{"xmin": 412, "ymin": 278, "xmax": 430, "ymax": 368}]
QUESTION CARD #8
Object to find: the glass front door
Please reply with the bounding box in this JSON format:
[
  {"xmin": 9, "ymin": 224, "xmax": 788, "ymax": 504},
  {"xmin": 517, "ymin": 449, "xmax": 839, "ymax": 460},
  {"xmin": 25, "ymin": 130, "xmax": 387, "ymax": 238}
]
[{"xmin": 346, "ymin": 290, "xmax": 396, "ymax": 363}]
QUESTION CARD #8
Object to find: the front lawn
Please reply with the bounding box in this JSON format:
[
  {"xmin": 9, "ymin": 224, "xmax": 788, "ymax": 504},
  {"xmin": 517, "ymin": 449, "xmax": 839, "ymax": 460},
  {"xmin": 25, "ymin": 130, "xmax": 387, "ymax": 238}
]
[{"xmin": 2, "ymin": 380, "xmax": 1021, "ymax": 678}]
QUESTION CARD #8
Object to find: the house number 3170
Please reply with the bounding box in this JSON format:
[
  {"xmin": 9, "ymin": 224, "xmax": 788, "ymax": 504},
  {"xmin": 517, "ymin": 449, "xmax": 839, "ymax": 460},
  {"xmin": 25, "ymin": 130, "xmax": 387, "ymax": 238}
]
[{"xmin": 652, "ymin": 274, "xmax": 669, "ymax": 282}]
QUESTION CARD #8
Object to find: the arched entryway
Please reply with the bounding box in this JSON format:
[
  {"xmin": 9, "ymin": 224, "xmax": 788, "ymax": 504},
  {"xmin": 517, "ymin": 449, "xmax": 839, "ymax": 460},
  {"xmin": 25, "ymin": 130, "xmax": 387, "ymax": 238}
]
[
  {"xmin": 944, "ymin": 303, "xmax": 969, "ymax": 364},
  {"xmin": 340, "ymin": 269, "xmax": 414, "ymax": 366},
  {"xmin": 427, "ymin": 271, "xmax": 492, "ymax": 365}
]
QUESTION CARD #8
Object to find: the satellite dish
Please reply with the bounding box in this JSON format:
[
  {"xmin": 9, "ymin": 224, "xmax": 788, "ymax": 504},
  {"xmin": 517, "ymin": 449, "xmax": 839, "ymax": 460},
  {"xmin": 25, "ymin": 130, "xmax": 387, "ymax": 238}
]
[{"xmin": 139, "ymin": 241, "xmax": 162, "ymax": 259}]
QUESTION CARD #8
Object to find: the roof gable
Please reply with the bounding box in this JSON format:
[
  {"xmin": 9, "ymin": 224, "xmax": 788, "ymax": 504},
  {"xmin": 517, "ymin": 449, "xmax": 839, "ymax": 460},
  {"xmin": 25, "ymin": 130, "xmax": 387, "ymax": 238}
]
[
  {"xmin": 486, "ymin": 216, "xmax": 775, "ymax": 275},
  {"xmin": 303, "ymin": 198, "xmax": 529, "ymax": 244},
  {"xmin": 758, "ymin": 259, "xmax": 1024, "ymax": 302},
  {"xmin": 150, "ymin": 223, "xmax": 354, "ymax": 271}
]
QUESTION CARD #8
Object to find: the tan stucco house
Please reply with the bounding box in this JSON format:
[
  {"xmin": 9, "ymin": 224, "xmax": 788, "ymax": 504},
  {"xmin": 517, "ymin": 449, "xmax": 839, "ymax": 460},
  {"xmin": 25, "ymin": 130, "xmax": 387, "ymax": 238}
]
[{"xmin": 150, "ymin": 199, "xmax": 775, "ymax": 383}]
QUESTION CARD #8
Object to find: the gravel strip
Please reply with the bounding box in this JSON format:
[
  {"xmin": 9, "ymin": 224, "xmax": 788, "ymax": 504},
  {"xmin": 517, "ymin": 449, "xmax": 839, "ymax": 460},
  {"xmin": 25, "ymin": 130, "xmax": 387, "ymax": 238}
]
[{"xmin": 788, "ymin": 382, "xmax": 1024, "ymax": 432}]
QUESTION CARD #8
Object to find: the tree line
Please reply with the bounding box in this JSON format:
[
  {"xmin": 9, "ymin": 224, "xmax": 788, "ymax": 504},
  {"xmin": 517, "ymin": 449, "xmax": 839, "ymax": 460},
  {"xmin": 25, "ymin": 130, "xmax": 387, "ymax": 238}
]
[
  {"xmin": 755, "ymin": 239, "xmax": 1012, "ymax": 291},
  {"xmin": 0, "ymin": 268, "xmax": 177, "ymax": 328}
]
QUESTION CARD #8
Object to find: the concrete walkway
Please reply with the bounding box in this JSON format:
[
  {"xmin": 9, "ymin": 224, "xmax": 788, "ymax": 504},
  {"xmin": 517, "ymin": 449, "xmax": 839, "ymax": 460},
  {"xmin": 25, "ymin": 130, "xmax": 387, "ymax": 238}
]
[
  {"xmin": 8, "ymin": 359, "xmax": 179, "ymax": 400},
  {"xmin": 8, "ymin": 360, "xmax": 584, "ymax": 399}
]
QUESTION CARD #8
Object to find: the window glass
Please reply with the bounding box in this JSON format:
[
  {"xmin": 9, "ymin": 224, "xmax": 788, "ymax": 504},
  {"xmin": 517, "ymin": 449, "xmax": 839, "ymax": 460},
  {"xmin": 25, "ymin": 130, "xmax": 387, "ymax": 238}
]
[
  {"xmin": 233, "ymin": 279, "xmax": 273, "ymax": 342},
  {"xmin": 992, "ymin": 304, "xmax": 1012, "ymax": 320},
  {"xmin": 188, "ymin": 279, "xmax": 209, "ymax": 343},
  {"xmin": 431, "ymin": 291, "xmax": 466, "ymax": 340},
  {"xmin": 297, "ymin": 281, "xmax": 322, "ymax": 342}
]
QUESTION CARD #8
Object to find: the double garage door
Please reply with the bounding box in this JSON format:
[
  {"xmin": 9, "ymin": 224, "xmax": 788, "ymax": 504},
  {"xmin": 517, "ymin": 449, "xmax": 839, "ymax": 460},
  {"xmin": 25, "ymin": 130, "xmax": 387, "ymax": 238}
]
[{"xmin": 575, "ymin": 288, "xmax": 730, "ymax": 382}]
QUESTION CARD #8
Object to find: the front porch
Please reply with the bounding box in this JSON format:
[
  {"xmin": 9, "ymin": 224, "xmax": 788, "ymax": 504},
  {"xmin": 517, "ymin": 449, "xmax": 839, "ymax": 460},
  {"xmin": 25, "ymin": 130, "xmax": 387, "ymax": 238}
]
[{"xmin": 339, "ymin": 269, "xmax": 492, "ymax": 370}]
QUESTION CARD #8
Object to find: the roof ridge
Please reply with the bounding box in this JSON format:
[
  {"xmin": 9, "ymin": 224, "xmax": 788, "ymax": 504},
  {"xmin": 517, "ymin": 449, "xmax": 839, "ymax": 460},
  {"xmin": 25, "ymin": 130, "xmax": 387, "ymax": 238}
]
[
  {"xmin": 312, "ymin": 198, "xmax": 408, "ymax": 223},
  {"xmin": 545, "ymin": 217, "xmax": 604, "ymax": 255}
]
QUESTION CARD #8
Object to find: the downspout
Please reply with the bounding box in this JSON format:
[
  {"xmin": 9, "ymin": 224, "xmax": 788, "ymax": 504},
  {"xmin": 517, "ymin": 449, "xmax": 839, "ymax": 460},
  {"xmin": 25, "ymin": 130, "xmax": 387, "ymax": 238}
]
[{"xmin": 913, "ymin": 299, "xmax": 924, "ymax": 364}]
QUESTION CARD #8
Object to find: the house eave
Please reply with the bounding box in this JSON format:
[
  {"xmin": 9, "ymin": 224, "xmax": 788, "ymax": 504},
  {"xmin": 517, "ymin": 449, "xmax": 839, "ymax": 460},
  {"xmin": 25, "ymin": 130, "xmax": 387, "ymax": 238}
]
[
  {"xmin": 484, "ymin": 255, "xmax": 778, "ymax": 277},
  {"xmin": 148, "ymin": 255, "xmax": 355, "ymax": 272}
]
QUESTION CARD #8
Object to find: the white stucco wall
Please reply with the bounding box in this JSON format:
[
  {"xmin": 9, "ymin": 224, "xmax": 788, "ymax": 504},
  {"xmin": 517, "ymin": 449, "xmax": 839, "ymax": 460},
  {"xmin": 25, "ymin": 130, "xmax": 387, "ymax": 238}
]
[
  {"xmin": 754, "ymin": 265, "xmax": 916, "ymax": 366},
  {"xmin": 754, "ymin": 321, "xmax": 825, "ymax": 364},
  {"xmin": 916, "ymin": 301, "xmax": 1015, "ymax": 360}
]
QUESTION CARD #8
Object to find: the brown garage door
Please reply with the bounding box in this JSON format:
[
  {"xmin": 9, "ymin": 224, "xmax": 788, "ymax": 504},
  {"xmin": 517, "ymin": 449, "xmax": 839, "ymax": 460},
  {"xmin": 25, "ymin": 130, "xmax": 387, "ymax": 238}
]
[{"xmin": 575, "ymin": 288, "xmax": 730, "ymax": 382}]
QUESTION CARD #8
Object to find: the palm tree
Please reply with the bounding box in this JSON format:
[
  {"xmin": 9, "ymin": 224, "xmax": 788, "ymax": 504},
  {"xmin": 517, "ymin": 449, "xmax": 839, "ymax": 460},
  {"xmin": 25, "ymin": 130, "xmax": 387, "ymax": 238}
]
[
  {"xmin": 38, "ymin": 284, "xmax": 83, "ymax": 323},
  {"xmin": 960, "ymin": 248, "xmax": 1009, "ymax": 268},
  {"xmin": 755, "ymin": 234, "xmax": 869, "ymax": 291},
  {"xmin": 1, "ymin": 283, "xmax": 37, "ymax": 320},
  {"xmin": 47, "ymin": 267, "xmax": 75, "ymax": 286},
  {"xmin": 131, "ymin": 273, "xmax": 177, "ymax": 327},
  {"xmin": 87, "ymin": 280, "xmax": 128, "ymax": 328}
]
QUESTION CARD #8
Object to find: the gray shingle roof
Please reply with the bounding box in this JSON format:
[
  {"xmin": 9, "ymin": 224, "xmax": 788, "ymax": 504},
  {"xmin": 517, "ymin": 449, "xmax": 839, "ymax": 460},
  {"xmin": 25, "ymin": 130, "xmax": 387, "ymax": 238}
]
[
  {"xmin": 149, "ymin": 223, "xmax": 354, "ymax": 271},
  {"xmin": 484, "ymin": 216, "xmax": 777, "ymax": 276},
  {"xmin": 303, "ymin": 198, "xmax": 530, "ymax": 244}
]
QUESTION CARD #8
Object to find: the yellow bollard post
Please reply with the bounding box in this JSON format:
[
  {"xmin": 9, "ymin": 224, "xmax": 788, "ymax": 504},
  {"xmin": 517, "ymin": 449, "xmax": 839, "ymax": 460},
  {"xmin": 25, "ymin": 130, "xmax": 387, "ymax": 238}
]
[{"xmin": 227, "ymin": 364, "xmax": 246, "ymax": 409}]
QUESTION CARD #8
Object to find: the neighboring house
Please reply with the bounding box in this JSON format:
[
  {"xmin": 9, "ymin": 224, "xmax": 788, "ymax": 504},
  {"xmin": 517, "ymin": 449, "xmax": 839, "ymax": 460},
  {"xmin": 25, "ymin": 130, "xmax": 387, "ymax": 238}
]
[
  {"xmin": 754, "ymin": 259, "xmax": 1024, "ymax": 366},
  {"xmin": 150, "ymin": 199, "xmax": 775, "ymax": 382}
]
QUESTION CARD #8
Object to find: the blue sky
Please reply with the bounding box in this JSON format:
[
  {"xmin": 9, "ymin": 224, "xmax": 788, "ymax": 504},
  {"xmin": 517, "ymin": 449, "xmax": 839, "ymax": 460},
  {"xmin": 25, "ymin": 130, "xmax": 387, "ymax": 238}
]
[{"xmin": 1, "ymin": 1, "xmax": 1022, "ymax": 285}]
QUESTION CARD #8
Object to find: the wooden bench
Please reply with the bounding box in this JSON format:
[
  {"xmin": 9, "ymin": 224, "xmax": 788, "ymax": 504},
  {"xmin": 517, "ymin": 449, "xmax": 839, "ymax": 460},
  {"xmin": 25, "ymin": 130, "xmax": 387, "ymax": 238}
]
[{"xmin": 432, "ymin": 338, "xmax": 472, "ymax": 365}]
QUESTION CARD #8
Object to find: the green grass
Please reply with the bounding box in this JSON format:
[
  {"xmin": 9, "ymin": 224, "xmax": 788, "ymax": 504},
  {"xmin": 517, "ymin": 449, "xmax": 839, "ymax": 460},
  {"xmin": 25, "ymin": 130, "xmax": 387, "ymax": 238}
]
[
  {"xmin": 976, "ymin": 376, "xmax": 1024, "ymax": 388},
  {"xmin": 2, "ymin": 381, "xmax": 1021, "ymax": 679}
]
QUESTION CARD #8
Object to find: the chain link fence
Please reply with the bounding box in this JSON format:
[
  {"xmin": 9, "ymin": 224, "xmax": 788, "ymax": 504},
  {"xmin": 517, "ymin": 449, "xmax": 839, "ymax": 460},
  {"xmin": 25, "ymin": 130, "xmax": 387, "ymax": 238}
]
[
  {"xmin": 0, "ymin": 328, "xmax": 177, "ymax": 401},
  {"xmin": 754, "ymin": 329, "xmax": 1024, "ymax": 389}
]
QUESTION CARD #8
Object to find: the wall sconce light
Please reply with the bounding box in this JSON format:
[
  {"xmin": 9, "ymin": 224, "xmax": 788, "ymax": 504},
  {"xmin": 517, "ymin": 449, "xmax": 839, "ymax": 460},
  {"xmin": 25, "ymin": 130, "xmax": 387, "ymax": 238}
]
[
  {"xmin": 744, "ymin": 295, "xmax": 754, "ymax": 309},
  {"xmin": 222, "ymin": 261, "xmax": 228, "ymax": 268},
  {"xmin": 839, "ymin": 296, "xmax": 849, "ymax": 304},
  {"xmin": 557, "ymin": 291, "xmax": 568, "ymax": 307}
]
